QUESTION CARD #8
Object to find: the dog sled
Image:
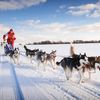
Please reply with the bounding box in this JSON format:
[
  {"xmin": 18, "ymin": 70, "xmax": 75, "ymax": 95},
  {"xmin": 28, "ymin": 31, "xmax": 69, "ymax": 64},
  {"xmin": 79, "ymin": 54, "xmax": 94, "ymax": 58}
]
[{"xmin": 4, "ymin": 43, "xmax": 13, "ymax": 55}]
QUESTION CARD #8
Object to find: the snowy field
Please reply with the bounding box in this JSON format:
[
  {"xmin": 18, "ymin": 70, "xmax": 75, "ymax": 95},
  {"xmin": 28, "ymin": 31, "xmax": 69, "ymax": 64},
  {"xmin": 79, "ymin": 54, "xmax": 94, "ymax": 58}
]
[{"xmin": 0, "ymin": 43, "xmax": 100, "ymax": 100}]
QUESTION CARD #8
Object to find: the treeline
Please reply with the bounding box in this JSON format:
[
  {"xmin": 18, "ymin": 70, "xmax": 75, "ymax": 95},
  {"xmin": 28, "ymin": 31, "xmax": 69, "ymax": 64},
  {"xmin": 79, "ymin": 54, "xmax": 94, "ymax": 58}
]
[
  {"xmin": 73, "ymin": 40, "xmax": 100, "ymax": 44},
  {"xmin": 25, "ymin": 40, "xmax": 100, "ymax": 45},
  {"xmin": 33, "ymin": 41, "xmax": 70, "ymax": 45}
]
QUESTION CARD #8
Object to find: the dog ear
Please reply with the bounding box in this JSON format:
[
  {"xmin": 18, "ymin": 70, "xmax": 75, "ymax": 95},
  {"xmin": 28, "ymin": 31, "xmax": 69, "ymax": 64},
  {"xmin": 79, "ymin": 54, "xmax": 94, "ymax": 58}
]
[
  {"xmin": 17, "ymin": 47, "xmax": 19, "ymax": 50},
  {"xmin": 79, "ymin": 53, "xmax": 82, "ymax": 57},
  {"xmin": 84, "ymin": 53, "xmax": 86, "ymax": 56},
  {"xmin": 52, "ymin": 50, "xmax": 54, "ymax": 52}
]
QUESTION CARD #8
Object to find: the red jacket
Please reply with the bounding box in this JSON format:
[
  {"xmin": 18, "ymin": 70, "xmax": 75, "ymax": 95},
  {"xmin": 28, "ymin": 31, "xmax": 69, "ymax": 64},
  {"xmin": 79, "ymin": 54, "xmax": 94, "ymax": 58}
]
[
  {"xmin": 3, "ymin": 30, "xmax": 16, "ymax": 45},
  {"xmin": 7, "ymin": 31, "xmax": 16, "ymax": 44}
]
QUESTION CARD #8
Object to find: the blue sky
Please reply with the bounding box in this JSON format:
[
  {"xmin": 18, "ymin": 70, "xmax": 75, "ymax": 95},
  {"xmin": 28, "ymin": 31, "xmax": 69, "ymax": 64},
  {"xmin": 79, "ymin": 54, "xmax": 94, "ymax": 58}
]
[{"xmin": 0, "ymin": 0, "xmax": 100, "ymax": 43}]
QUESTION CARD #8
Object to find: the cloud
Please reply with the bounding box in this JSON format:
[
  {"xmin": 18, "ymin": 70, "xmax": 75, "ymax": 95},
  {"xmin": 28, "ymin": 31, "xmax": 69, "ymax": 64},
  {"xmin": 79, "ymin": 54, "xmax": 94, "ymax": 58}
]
[
  {"xmin": 0, "ymin": 24, "xmax": 10, "ymax": 33},
  {"xmin": 68, "ymin": 0, "xmax": 100, "ymax": 18},
  {"xmin": 17, "ymin": 19, "xmax": 68, "ymax": 34},
  {"xmin": 0, "ymin": 0, "xmax": 47, "ymax": 10},
  {"xmin": 56, "ymin": 5, "xmax": 66, "ymax": 13},
  {"xmin": 0, "ymin": 24, "xmax": 10, "ymax": 42},
  {"xmin": 1, "ymin": 20, "xmax": 100, "ymax": 43},
  {"xmin": 90, "ymin": 8, "xmax": 100, "ymax": 17},
  {"xmin": 69, "ymin": 23, "xmax": 100, "ymax": 32},
  {"xmin": 15, "ymin": 19, "xmax": 100, "ymax": 42}
]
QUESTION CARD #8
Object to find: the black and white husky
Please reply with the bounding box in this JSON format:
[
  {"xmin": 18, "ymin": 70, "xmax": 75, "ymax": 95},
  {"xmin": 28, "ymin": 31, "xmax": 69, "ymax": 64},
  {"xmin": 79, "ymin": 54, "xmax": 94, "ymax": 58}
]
[
  {"xmin": 33, "ymin": 50, "xmax": 47, "ymax": 69},
  {"xmin": 56, "ymin": 53, "xmax": 89, "ymax": 83},
  {"xmin": 24, "ymin": 45, "xmax": 39, "ymax": 57},
  {"xmin": 9, "ymin": 48, "xmax": 20, "ymax": 64},
  {"xmin": 24, "ymin": 45, "xmax": 39, "ymax": 63}
]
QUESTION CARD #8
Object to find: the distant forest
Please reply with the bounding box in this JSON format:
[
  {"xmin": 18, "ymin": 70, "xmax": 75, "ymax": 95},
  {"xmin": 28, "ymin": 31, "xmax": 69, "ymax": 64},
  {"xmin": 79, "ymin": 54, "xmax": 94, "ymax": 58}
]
[{"xmin": 25, "ymin": 40, "xmax": 100, "ymax": 45}]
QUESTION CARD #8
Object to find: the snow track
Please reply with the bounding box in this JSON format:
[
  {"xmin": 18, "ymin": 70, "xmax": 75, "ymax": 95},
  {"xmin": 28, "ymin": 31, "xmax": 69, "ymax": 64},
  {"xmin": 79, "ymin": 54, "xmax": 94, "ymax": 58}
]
[
  {"xmin": 0, "ymin": 55, "xmax": 24, "ymax": 100},
  {"xmin": 50, "ymin": 80, "xmax": 100, "ymax": 100},
  {"xmin": 14, "ymin": 62, "xmax": 100, "ymax": 100},
  {"xmin": 14, "ymin": 65, "xmax": 71, "ymax": 100},
  {"xmin": 0, "ymin": 44, "xmax": 100, "ymax": 100},
  {"xmin": 10, "ymin": 63, "xmax": 24, "ymax": 100}
]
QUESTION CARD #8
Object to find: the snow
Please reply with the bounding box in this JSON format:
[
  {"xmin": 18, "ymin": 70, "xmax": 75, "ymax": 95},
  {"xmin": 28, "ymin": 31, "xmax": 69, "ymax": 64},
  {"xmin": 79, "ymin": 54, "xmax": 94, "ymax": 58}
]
[{"xmin": 0, "ymin": 43, "xmax": 100, "ymax": 100}]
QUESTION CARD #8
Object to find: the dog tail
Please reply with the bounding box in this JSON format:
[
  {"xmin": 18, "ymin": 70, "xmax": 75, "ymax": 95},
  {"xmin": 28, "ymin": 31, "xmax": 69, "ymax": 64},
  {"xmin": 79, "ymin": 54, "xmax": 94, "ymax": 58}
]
[
  {"xmin": 56, "ymin": 61, "xmax": 61, "ymax": 65},
  {"xmin": 56, "ymin": 58, "xmax": 66, "ymax": 66},
  {"xmin": 24, "ymin": 45, "xmax": 26, "ymax": 48},
  {"xmin": 70, "ymin": 43, "xmax": 75, "ymax": 57},
  {"xmin": 24, "ymin": 45, "xmax": 28, "ymax": 50},
  {"xmin": 56, "ymin": 59, "xmax": 63, "ymax": 65}
]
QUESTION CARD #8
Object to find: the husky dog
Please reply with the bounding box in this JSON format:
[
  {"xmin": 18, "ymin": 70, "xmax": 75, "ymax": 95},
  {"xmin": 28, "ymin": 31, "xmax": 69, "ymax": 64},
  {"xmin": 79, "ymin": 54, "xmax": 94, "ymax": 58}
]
[
  {"xmin": 34, "ymin": 50, "xmax": 47, "ymax": 68},
  {"xmin": 24, "ymin": 45, "xmax": 39, "ymax": 57},
  {"xmin": 56, "ymin": 53, "xmax": 89, "ymax": 83},
  {"xmin": 24, "ymin": 45, "xmax": 39, "ymax": 63},
  {"xmin": 44, "ymin": 50, "xmax": 56, "ymax": 69},
  {"xmin": 9, "ymin": 48, "xmax": 20, "ymax": 64},
  {"xmin": 86, "ymin": 56, "xmax": 100, "ymax": 72}
]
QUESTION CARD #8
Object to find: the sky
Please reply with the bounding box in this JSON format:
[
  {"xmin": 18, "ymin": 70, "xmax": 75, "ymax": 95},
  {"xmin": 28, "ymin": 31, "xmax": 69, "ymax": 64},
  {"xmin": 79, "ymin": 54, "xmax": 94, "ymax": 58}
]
[{"xmin": 0, "ymin": 0, "xmax": 100, "ymax": 44}]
